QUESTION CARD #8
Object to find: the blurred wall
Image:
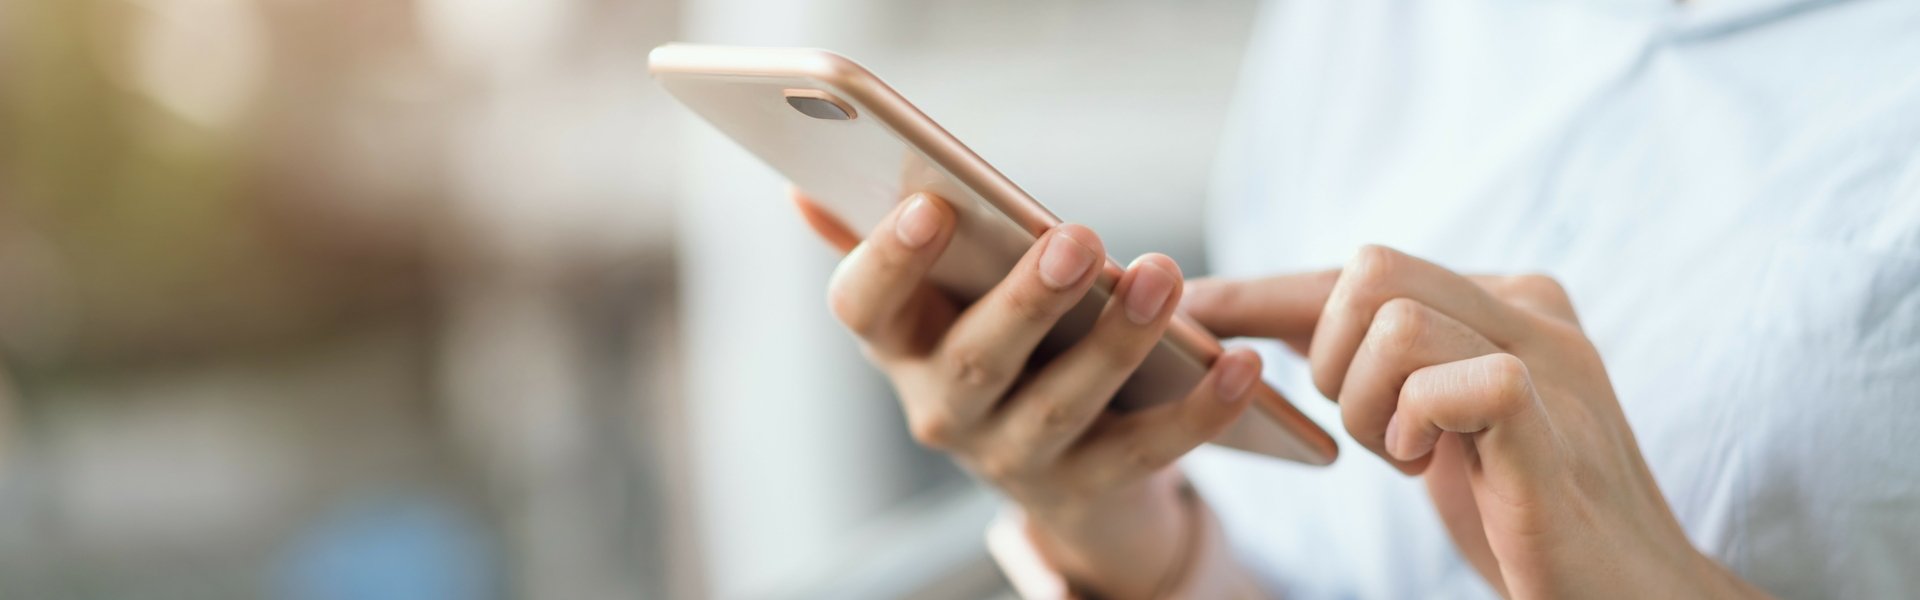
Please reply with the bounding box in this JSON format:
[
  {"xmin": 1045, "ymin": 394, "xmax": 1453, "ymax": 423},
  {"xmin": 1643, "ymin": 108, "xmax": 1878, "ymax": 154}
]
[{"xmin": 0, "ymin": 0, "xmax": 1257, "ymax": 598}]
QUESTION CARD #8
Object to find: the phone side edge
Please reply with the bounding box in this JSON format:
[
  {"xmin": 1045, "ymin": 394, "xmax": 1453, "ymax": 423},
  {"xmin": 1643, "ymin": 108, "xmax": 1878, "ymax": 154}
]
[{"xmin": 831, "ymin": 64, "xmax": 1337, "ymax": 465}]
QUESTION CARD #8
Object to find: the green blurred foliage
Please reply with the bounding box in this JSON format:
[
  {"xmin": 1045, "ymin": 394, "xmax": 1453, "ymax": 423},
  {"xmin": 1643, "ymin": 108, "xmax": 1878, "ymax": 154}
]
[{"xmin": 0, "ymin": 0, "xmax": 427, "ymax": 375}]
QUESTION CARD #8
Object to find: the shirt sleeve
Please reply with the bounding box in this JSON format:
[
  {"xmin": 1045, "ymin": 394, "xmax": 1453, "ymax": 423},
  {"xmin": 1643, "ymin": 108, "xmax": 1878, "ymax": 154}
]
[{"xmin": 984, "ymin": 493, "xmax": 1269, "ymax": 599}]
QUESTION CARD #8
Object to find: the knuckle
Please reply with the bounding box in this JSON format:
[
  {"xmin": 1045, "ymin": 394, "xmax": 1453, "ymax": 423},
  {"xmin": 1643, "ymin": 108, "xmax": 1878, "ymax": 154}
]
[
  {"xmin": 1369, "ymin": 298, "xmax": 1429, "ymax": 354},
  {"xmin": 973, "ymin": 455, "xmax": 1022, "ymax": 482},
  {"xmin": 942, "ymin": 348, "xmax": 1006, "ymax": 390},
  {"xmin": 908, "ymin": 412, "xmax": 957, "ymax": 449},
  {"xmin": 1536, "ymin": 316, "xmax": 1588, "ymax": 348},
  {"xmin": 1503, "ymin": 273, "xmax": 1569, "ymax": 303},
  {"xmin": 1075, "ymin": 461, "xmax": 1122, "ymax": 491},
  {"xmin": 1345, "ymin": 244, "xmax": 1406, "ymax": 295},
  {"xmin": 1004, "ymin": 285, "xmax": 1066, "ymax": 324},
  {"xmin": 855, "ymin": 341, "xmax": 888, "ymax": 365},
  {"xmin": 1483, "ymin": 352, "xmax": 1530, "ymax": 384},
  {"xmin": 1121, "ymin": 444, "xmax": 1163, "ymax": 472},
  {"xmin": 1522, "ymin": 273, "xmax": 1569, "ymax": 298},
  {"xmin": 1038, "ymin": 402, "xmax": 1080, "ymax": 432},
  {"xmin": 825, "ymin": 283, "xmax": 877, "ymax": 336},
  {"xmin": 1480, "ymin": 353, "xmax": 1535, "ymax": 410}
]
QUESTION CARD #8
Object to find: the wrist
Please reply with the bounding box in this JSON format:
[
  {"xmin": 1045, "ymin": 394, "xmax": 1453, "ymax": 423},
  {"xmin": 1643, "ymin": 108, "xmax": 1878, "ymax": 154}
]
[
  {"xmin": 1019, "ymin": 469, "xmax": 1190, "ymax": 598},
  {"xmin": 1023, "ymin": 468, "xmax": 1184, "ymax": 541},
  {"xmin": 1600, "ymin": 511, "xmax": 1759, "ymax": 599}
]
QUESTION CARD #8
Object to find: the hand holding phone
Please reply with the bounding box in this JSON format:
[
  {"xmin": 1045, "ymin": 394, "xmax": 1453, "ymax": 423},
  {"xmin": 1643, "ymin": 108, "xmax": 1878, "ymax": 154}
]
[
  {"xmin": 794, "ymin": 188, "xmax": 1256, "ymax": 597},
  {"xmin": 650, "ymin": 44, "xmax": 1335, "ymax": 465},
  {"xmin": 798, "ymin": 186, "xmax": 1261, "ymax": 496},
  {"xmin": 653, "ymin": 43, "xmax": 1337, "ymax": 597}
]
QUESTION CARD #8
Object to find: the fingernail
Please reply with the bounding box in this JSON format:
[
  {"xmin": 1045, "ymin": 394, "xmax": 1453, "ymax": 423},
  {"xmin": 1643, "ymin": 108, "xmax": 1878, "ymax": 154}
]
[
  {"xmin": 893, "ymin": 195, "xmax": 939, "ymax": 248},
  {"xmin": 1037, "ymin": 229, "xmax": 1095, "ymax": 290},
  {"xmin": 1215, "ymin": 351, "xmax": 1258, "ymax": 402},
  {"xmin": 1384, "ymin": 413, "xmax": 1405, "ymax": 459},
  {"xmin": 1124, "ymin": 260, "xmax": 1176, "ymax": 324}
]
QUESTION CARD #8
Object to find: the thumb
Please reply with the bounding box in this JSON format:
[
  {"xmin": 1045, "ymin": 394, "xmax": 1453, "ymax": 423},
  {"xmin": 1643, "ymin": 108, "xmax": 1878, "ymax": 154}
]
[
  {"xmin": 1182, "ymin": 270, "xmax": 1339, "ymax": 345},
  {"xmin": 1386, "ymin": 353, "xmax": 1561, "ymax": 490}
]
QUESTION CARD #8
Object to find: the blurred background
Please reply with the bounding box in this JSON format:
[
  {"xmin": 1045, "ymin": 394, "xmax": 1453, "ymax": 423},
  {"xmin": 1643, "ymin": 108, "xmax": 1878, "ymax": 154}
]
[{"xmin": 0, "ymin": 0, "xmax": 1257, "ymax": 597}]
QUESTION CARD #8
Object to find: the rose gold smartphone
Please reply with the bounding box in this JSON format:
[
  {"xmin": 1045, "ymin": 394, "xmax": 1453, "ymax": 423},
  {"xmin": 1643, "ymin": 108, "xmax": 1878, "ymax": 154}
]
[{"xmin": 650, "ymin": 44, "xmax": 1336, "ymax": 465}]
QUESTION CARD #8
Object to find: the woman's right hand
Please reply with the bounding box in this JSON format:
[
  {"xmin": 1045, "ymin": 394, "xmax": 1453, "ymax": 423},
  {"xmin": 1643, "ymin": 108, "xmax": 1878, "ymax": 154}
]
[{"xmin": 794, "ymin": 190, "xmax": 1258, "ymax": 597}]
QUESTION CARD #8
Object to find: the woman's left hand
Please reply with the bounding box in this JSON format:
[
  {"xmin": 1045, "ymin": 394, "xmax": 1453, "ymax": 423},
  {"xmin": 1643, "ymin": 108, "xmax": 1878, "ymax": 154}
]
[{"xmin": 1183, "ymin": 245, "xmax": 1768, "ymax": 599}]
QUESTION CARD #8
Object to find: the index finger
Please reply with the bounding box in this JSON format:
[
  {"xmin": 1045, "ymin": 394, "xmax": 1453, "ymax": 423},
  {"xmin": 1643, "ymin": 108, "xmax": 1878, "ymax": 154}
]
[
  {"xmin": 1309, "ymin": 246, "xmax": 1529, "ymax": 400},
  {"xmin": 1180, "ymin": 269, "xmax": 1340, "ymax": 345}
]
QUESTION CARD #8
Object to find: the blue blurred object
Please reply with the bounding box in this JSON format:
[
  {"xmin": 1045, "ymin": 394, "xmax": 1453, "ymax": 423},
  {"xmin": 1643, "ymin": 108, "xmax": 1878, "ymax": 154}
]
[{"xmin": 276, "ymin": 490, "xmax": 499, "ymax": 600}]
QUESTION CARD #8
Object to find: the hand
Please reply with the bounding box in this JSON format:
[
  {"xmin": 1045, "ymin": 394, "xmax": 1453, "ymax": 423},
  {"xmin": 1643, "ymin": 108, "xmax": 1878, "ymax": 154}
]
[
  {"xmin": 793, "ymin": 190, "xmax": 1258, "ymax": 598},
  {"xmin": 1185, "ymin": 246, "xmax": 1768, "ymax": 599}
]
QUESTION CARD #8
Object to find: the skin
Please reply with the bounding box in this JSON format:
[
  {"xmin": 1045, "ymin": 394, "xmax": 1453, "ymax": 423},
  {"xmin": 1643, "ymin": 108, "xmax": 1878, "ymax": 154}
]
[
  {"xmin": 796, "ymin": 191, "xmax": 1769, "ymax": 599},
  {"xmin": 796, "ymin": 191, "xmax": 1254, "ymax": 598},
  {"xmin": 1185, "ymin": 247, "xmax": 1772, "ymax": 599}
]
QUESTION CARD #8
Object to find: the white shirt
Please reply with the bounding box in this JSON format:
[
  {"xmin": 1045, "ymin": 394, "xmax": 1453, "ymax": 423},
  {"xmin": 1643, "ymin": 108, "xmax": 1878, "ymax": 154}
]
[{"xmin": 1184, "ymin": 0, "xmax": 1920, "ymax": 597}]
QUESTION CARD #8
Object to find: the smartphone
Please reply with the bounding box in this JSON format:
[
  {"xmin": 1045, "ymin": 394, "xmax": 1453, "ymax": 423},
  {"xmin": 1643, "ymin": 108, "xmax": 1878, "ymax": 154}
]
[{"xmin": 650, "ymin": 44, "xmax": 1336, "ymax": 465}]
